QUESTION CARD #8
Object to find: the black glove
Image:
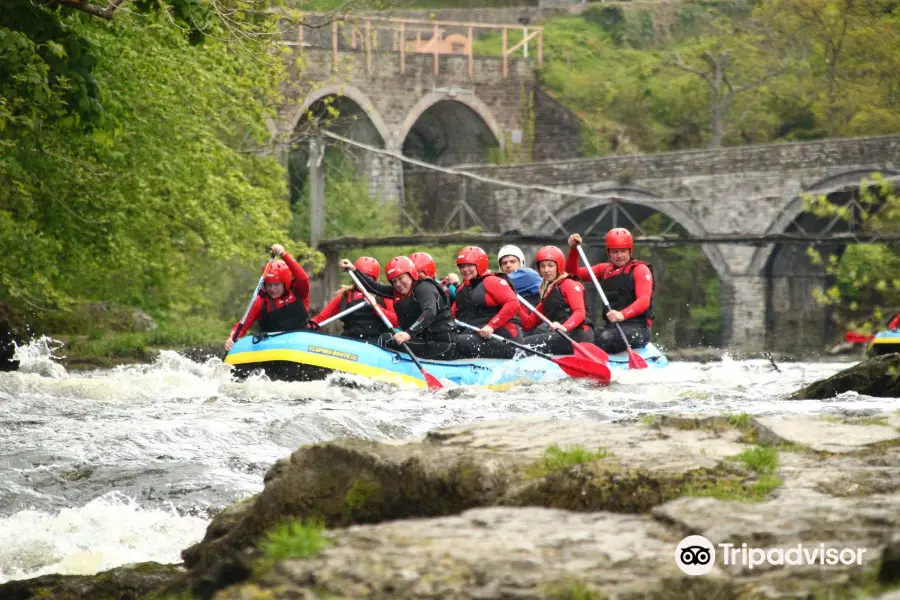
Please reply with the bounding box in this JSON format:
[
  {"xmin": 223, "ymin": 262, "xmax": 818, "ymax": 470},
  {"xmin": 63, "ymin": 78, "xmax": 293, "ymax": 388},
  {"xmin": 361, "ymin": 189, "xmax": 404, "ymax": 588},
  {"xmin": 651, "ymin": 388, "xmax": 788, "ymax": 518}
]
[{"xmin": 308, "ymin": 320, "xmax": 320, "ymax": 330}]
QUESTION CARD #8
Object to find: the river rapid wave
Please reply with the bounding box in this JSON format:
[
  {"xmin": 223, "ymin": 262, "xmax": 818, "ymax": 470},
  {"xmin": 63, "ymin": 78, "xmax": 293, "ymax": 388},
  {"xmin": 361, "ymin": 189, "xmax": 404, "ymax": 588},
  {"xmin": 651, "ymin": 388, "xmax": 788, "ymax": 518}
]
[{"xmin": 0, "ymin": 336, "xmax": 884, "ymax": 583}]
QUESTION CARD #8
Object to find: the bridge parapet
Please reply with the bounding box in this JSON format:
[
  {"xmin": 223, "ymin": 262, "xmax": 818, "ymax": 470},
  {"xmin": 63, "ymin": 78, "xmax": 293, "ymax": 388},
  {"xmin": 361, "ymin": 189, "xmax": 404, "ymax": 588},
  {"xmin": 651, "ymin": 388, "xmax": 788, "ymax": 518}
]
[
  {"xmin": 459, "ymin": 134, "xmax": 900, "ymax": 184},
  {"xmin": 286, "ymin": 15, "xmax": 541, "ymax": 80}
]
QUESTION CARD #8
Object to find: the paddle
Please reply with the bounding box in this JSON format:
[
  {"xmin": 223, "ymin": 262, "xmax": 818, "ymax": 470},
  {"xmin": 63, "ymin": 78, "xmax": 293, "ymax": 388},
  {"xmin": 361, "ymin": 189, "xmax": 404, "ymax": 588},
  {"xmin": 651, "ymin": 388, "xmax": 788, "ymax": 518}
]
[
  {"xmin": 455, "ymin": 320, "xmax": 610, "ymax": 385},
  {"xmin": 574, "ymin": 244, "xmax": 648, "ymax": 370},
  {"xmin": 516, "ymin": 294, "xmax": 609, "ymax": 363},
  {"xmin": 313, "ymin": 301, "xmax": 367, "ymax": 329},
  {"xmin": 258, "ymin": 299, "xmax": 369, "ymax": 340},
  {"xmin": 346, "ymin": 270, "xmax": 443, "ymax": 391},
  {"xmin": 845, "ymin": 331, "xmax": 874, "ymax": 343},
  {"xmin": 225, "ymin": 254, "xmax": 273, "ymax": 358}
]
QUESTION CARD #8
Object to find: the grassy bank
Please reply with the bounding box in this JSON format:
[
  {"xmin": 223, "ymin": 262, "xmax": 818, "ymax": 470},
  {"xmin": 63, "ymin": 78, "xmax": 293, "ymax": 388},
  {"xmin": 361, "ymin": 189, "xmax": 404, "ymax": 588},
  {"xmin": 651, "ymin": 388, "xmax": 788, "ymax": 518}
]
[{"xmin": 53, "ymin": 316, "xmax": 228, "ymax": 369}]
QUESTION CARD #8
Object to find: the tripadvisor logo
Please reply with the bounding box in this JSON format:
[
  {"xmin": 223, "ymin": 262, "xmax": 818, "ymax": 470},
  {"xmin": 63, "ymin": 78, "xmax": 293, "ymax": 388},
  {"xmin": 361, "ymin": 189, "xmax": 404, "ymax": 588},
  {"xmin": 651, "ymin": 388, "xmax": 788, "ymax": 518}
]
[
  {"xmin": 675, "ymin": 535, "xmax": 869, "ymax": 575},
  {"xmin": 675, "ymin": 535, "xmax": 716, "ymax": 576}
]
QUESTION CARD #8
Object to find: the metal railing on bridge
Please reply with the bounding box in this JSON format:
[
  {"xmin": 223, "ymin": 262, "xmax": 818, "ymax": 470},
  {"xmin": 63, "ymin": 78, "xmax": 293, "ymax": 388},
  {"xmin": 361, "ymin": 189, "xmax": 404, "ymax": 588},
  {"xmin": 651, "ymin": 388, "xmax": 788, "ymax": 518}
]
[{"xmin": 291, "ymin": 14, "xmax": 542, "ymax": 78}]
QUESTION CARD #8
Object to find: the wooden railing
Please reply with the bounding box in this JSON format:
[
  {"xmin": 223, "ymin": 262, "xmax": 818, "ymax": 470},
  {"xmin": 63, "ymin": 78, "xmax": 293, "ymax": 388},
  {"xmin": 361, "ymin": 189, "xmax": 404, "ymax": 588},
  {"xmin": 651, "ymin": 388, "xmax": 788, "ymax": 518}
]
[{"xmin": 296, "ymin": 15, "xmax": 543, "ymax": 78}]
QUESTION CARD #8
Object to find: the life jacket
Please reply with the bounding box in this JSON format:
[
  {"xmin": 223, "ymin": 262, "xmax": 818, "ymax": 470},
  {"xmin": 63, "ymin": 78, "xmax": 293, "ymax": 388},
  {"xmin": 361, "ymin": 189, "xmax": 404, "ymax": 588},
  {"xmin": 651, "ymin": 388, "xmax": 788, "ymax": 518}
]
[
  {"xmin": 454, "ymin": 272, "xmax": 521, "ymax": 329},
  {"xmin": 601, "ymin": 260, "xmax": 655, "ymax": 326},
  {"xmin": 393, "ymin": 277, "xmax": 455, "ymax": 336},
  {"xmin": 258, "ymin": 291, "xmax": 309, "ymax": 333},
  {"xmin": 338, "ymin": 291, "xmax": 388, "ymax": 338},
  {"xmin": 540, "ymin": 276, "xmax": 592, "ymax": 331}
]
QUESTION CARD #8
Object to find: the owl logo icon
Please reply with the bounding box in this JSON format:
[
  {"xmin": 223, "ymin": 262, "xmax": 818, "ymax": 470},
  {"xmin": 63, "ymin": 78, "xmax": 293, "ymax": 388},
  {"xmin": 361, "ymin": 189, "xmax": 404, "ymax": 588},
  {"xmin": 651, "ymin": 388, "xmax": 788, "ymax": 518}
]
[{"xmin": 675, "ymin": 535, "xmax": 716, "ymax": 576}]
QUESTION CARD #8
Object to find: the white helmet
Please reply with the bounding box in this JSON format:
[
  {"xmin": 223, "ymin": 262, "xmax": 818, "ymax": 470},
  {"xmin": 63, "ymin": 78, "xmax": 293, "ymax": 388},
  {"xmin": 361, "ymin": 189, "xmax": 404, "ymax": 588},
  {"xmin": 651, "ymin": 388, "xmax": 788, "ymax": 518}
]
[{"xmin": 497, "ymin": 245, "xmax": 526, "ymax": 265}]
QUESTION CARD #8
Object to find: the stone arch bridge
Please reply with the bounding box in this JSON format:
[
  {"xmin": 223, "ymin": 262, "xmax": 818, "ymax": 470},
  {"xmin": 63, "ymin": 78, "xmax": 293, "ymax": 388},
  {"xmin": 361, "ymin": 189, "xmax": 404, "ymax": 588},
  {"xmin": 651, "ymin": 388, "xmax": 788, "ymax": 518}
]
[
  {"xmin": 436, "ymin": 135, "xmax": 900, "ymax": 353},
  {"xmin": 319, "ymin": 135, "xmax": 900, "ymax": 354}
]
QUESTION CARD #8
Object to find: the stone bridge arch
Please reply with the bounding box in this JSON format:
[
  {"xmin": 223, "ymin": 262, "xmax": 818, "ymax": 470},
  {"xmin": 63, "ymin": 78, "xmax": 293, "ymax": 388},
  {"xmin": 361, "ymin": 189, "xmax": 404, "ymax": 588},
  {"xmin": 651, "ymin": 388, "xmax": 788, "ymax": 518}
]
[
  {"xmin": 536, "ymin": 188, "xmax": 731, "ymax": 282},
  {"xmin": 399, "ymin": 93, "xmax": 503, "ymax": 230},
  {"xmin": 749, "ymin": 168, "xmax": 900, "ymax": 352},
  {"xmin": 532, "ymin": 188, "xmax": 730, "ymax": 347},
  {"xmin": 292, "ymin": 84, "xmax": 392, "ymax": 146},
  {"xmin": 748, "ymin": 168, "xmax": 900, "ymax": 274},
  {"xmin": 397, "ymin": 92, "xmax": 503, "ymax": 161},
  {"xmin": 289, "ymin": 84, "xmax": 398, "ymax": 203}
]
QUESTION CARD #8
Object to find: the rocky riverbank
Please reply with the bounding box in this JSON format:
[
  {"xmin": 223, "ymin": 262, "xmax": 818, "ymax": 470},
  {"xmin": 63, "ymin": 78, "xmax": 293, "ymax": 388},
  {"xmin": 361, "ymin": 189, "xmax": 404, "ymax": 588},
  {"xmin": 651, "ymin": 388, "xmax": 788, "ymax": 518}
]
[{"xmin": 5, "ymin": 409, "xmax": 900, "ymax": 599}]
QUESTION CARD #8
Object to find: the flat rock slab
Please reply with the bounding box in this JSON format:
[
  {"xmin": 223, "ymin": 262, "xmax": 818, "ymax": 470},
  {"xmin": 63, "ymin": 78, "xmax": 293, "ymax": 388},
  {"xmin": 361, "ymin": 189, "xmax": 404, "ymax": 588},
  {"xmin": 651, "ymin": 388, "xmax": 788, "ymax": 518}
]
[
  {"xmin": 756, "ymin": 414, "xmax": 900, "ymax": 453},
  {"xmin": 654, "ymin": 493, "xmax": 900, "ymax": 551},
  {"xmin": 215, "ymin": 504, "xmax": 900, "ymax": 600},
  {"xmin": 428, "ymin": 416, "xmax": 749, "ymax": 472},
  {"xmin": 214, "ymin": 507, "xmax": 733, "ymax": 600}
]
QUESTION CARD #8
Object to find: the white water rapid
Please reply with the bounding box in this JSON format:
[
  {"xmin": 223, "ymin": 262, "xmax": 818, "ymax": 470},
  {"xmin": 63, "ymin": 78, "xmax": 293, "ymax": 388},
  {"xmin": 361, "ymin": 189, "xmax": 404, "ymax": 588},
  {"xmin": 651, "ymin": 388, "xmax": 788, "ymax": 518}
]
[{"xmin": 0, "ymin": 337, "xmax": 885, "ymax": 583}]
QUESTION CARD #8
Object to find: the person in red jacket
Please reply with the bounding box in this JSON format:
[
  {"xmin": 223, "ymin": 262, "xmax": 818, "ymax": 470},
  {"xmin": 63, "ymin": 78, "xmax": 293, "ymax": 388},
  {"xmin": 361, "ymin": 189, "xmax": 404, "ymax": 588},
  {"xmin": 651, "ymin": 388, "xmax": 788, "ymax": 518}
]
[
  {"xmin": 224, "ymin": 244, "xmax": 310, "ymax": 351},
  {"xmin": 452, "ymin": 246, "xmax": 522, "ymax": 358},
  {"xmin": 309, "ymin": 256, "xmax": 399, "ymax": 344},
  {"xmin": 566, "ymin": 228, "xmax": 653, "ymax": 354},
  {"xmin": 519, "ymin": 245, "xmax": 594, "ymax": 355}
]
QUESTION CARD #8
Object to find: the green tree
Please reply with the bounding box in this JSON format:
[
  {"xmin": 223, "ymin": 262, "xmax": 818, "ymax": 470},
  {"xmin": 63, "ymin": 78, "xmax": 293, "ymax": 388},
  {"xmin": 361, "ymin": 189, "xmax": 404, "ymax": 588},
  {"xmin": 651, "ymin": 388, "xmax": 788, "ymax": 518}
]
[
  {"xmin": 665, "ymin": 19, "xmax": 792, "ymax": 148},
  {"xmin": 807, "ymin": 175, "xmax": 900, "ymax": 333},
  {"xmin": 0, "ymin": 7, "xmax": 315, "ymax": 326},
  {"xmin": 755, "ymin": 0, "xmax": 900, "ymax": 136}
]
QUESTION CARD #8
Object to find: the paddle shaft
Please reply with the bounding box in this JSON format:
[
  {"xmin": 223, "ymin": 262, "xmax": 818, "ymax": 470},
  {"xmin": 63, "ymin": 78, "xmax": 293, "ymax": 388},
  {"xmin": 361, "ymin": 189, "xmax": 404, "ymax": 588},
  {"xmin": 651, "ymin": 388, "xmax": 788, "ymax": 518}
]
[
  {"xmin": 575, "ymin": 244, "xmax": 636, "ymax": 352},
  {"xmin": 455, "ymin": 319, "xmax": 555, "ymax": 361},
  {"xmin": 231, "ymin": 255, "xmax": 274, "ymax": 344},
  {"xmin": 346, "ymin": 270, "xmax": 434, "ymax": 378},
  {"xmin": 315, "ymin": 300, "xmax": 366, "ymax": 328},
  {"xmin": 516, "ymin": 294, "xmax": 582, "ymax": 346}
]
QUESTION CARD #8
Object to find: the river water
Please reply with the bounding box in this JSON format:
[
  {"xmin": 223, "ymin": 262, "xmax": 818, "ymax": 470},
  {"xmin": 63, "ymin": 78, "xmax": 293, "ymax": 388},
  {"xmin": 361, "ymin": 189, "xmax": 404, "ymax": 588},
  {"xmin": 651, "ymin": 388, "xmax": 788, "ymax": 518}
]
[{"xmin": 0, "ymin": 336, "xmax": 891, "ymax": 584}]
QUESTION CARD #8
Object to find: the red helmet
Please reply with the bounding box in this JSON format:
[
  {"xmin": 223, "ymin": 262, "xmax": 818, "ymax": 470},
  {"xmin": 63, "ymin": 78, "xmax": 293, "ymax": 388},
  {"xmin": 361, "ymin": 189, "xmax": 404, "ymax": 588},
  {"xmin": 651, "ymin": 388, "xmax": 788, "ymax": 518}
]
[
  {"xmin": 605, "ymin": 228, "xmax": 633, "ymax": 251},
  {"xmin": 354, "ymin": 256, "xmax": 381, "ymax": 280},
  {"xmin": 262, "ymin": 260, "xmax": 292, "ymax": 287},
  {"xmin": 535, "ymin": 246, "xmax": 565, "ymax": 275},
  {"xmin": 409, "ymin": 252, "xmax": 436, "ymax": 279},
  {"xmin": 385, "ymin": 256, "xmax": 418, "ymax": 281},
  {"xmin": 456, "ymin": 246, "xmax": 489, "ymax": 276}
]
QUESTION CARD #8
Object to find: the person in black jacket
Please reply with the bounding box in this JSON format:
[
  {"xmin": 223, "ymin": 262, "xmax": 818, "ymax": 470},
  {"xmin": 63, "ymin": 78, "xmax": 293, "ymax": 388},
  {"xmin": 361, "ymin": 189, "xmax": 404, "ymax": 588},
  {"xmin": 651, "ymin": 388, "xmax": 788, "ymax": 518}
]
[{"xmin": 339, "ymin": 255, "xmax": 457, "ymax": 360}]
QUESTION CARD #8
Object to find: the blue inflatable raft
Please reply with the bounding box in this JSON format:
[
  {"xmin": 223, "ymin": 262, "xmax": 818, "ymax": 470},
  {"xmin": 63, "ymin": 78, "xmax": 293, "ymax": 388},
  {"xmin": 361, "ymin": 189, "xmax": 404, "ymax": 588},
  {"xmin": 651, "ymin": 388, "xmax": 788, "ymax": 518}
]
[
  {"xmin": 867, "ymin": 328, "xmax": 900, "ymax": 357},
  {"xmin": 224, "ymin": 330, "xmax": 668, "ymax": 389}
]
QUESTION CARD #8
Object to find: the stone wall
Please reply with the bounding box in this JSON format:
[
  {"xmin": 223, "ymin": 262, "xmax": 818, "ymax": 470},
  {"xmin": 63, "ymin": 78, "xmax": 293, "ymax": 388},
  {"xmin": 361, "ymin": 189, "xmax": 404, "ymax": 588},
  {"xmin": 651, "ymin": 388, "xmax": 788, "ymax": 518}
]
[{"xmin": 531, "ymin": 87, "xmax": 583, "ymax": 161}]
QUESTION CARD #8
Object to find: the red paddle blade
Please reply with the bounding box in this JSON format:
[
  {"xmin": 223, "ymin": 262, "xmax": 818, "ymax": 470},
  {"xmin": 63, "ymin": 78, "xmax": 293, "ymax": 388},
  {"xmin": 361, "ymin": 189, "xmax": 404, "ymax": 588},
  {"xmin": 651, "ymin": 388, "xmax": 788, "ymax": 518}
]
[
  {"xmin": 572, "ymin": 342, "xmax": 609, "ymax": 363},
  {"xmin": 627, "ymin": 349, "xmax": 648, "ymax": 370},
  {"xmin": 845, "ymin": 331, "xmax": 874, "ymax": 343},
  {"xmin": 555, "ymin": 356, "xmax": 611, "ymax": 385},
  {"xmin": 424, "ymin": 372, "xmax": 444, "ymax": 390}
]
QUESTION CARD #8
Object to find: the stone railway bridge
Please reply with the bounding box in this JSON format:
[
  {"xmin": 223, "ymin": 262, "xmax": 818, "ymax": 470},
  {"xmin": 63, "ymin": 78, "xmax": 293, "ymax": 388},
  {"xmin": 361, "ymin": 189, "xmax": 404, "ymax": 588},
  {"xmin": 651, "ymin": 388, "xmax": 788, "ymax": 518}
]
[{"xmin": 270, "ymin": 13, "xmax": 900, "ymax": 353}]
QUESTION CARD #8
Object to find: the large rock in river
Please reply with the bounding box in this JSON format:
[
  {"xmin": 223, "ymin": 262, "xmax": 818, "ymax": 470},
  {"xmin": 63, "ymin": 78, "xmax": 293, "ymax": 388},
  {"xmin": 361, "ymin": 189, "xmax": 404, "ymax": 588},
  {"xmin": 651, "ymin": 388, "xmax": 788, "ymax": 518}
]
[
  {"xmin": 178, "ymin": 413, "xmax": 900, "ymax": 599},
  {"xmin": 792, "ymin": 353, "xmax": 900, "ymax": 399},
  {"xmin": 0, "ymin": 561, "xmax": 181, "ymax": 600}
]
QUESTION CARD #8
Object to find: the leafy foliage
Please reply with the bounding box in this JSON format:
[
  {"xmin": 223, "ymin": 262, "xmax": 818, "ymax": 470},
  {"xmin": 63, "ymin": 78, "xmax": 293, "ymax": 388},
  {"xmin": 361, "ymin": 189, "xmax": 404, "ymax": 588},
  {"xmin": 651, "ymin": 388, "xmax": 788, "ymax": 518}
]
[
  {"xmin": 1, "ymin": 5, "xmax": 318, "ymax": 330},
  {"xmin": 806, "ymin": 176, "xmax": 900, "ymax": 333},
  {"xmin": 473, "ymin": 0, "xmax": 900, "ymax": 153}
]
